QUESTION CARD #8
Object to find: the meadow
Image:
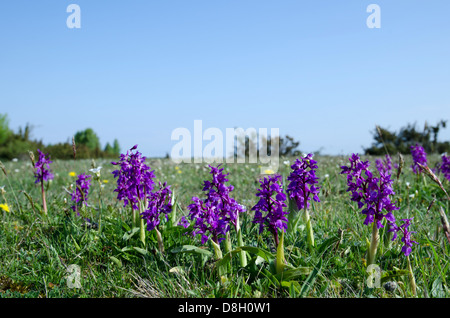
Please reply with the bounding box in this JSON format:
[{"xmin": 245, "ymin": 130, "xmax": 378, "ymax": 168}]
[{"xmin": 0, "ymin": 150, "xmax": 449, "ymax": 298}]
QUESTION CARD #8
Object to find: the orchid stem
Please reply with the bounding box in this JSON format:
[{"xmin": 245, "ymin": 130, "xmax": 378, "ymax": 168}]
[
  {"xmin": 41, "ymin": 180, "xmax": 47, "ymax": 215},
  {"xmin": 367, "ymin": 222, "xmax": 379, "ymax": 266},
  {"xmin": 276, "ymin": 231, "xmax": 285, "ymax": 274},
  {"xmin": 304, "ymin": 208, "xmax": 315, "ymax": 251},
  {"xmin": 138, "ymin": 200, "xmax": 145, "ymax": 246}
]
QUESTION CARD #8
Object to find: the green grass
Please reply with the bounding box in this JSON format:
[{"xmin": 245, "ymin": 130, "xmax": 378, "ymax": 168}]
[{"xmin": 0, "ymin": 154, "xmax": 449, "ymax": 298}]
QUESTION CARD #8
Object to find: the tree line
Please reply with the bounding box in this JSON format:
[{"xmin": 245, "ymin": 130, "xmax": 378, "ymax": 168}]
[
  {"xmin": 233, "ymin": 120, "xmax": 450, "ymax": 160},
  {"xmin": 0, "ymin": 113, "xmax": 120, "ymax": 160},
  {"xmin": 364, "ymin": 120, "xmax": 450, "ymax": 156},
  {"xmin": 1, "ymin": 112, "xmax": 448, "ymax": 160}
]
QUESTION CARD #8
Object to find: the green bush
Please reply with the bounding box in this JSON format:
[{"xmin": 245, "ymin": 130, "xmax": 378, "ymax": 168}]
[
  {"xmin": 365, "ymin": 120, "xmax": 450, "ymax": 155},
  {"xmin": 0, "ymin": 113, "xmax": 120, "ymax": 160}
]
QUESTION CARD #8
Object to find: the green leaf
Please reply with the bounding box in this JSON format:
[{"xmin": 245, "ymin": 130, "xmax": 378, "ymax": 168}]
[
  {"xmin": 122, "ymin": 227, "xmax": 139, "ymax": 241},
  {"xmin": 34, "ymin": 203, "xmax": 42, "ymax": 214},
  {"xmin": 240, "ymin": 246, "xmax": 275, "ymax": 262},
  {"xmin": 281, "ymin": 280, "xmax": 301, "ymax": 296},
  {"xmin": 299, "ymin": 258, "xmax": 322, "ymax": 298},
  {"xmin": 133, "ymin": 247, "xmax": 148, "ymax": 255},
  {"xmin": 275, "ymin": 266, "xmax": 312, "ymax": 281},
  {"xmin": 109, "ymin": 256, "xmax": 122, "ymax": 268},
  {"xmin": 261, "ymin": 268, "xmax": 280, "ymax": 288},
  {"xmin": 121, "ymin": 221, "xmax": 131, "ymax": 232},
  {"xmin": 120, "ymin": 246, "xmax": 134, "ymax": 252},
  {"xmin": 170, "ymin": 245, "xmax": 214, "ymax": 257},
  {"xmin": 71, "ymin": 235, "xmax": 81, "ymax": 252}
]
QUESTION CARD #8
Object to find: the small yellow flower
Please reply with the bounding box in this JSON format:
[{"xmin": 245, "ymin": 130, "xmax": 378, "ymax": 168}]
[
  {"xmin": 264, "ymin": 169, "xmax": 274, "ymax": 174},
  {"xmin": 69, "ymin": 171, "xmax": 77, "ymax": 177},
  {"xmin": 102, "ymin": 179, "xmax": 109, "ymax": 184},
  {"xmin": 0, "ymin": 203, "xmax": 9, "ymax": 213}
]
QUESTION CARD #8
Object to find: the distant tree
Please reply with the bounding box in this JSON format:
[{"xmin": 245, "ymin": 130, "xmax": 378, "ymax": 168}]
[
  {"xmin": 259, "ymin": 134, "xmax": 301, "ymax": 157},
  {"xmin": 74, "ymin": 128, "xmax": 101, "ymax": 151},
  {"xmin": 0, "ymin": 114, "xmax": 122, "ymax": 160},
  {"xmin": 104, "ymin": 139, "xmax": 120, "ymax": 156},
  {"xmin": 279, "ymin": 135, "xmax": 301, "ymax": 157},
  {"xmin": 112, "ymin": 139, "xmax": 120, "ymax": 155},
  {"xmin": 104, "ymin": 142, "xmax": 113, "ymax": 154},
  {"xmin": 17, "ymin": 123, "xmax": 32, "ymax": 142}
]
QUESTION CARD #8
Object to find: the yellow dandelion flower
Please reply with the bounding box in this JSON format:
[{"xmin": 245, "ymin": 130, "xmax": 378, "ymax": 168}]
[
  {"xmin": 102, "ymin": 179, "xmax": 109, "ymax": 184},
  {"xmin": 69, "ymin": 171, "xmax": 76, "ymax": 177},
  {"xmin": 264, "ymin": 169, "xmax": 274, "ymax": 174},
  {"xmin": 0, "ymin": 203, "xmax": 9, "ymax": 213}
]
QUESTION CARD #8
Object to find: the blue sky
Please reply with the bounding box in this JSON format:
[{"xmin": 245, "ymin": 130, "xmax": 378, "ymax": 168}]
[{"xmin": 1, "ymin": 1, "xmax": 449, "ymax": 158}]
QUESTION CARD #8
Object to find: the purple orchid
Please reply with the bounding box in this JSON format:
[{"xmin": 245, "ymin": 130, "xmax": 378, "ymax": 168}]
[
  {"xmin": 340, "ymin": 154, "xmax": 398, "ymax": 229},
  {"xmin": 180, "ymin": 164, "xmax": 245, "ymax": 245},
  {"xmin": 70, "ymin": 173, "xmax": 92, "ymax": 213},
  {"xmin": 410, "ymin": 143, "xmax": 427, "ymax": 174},
  {"xmin": 252, "ymin": 174, "xmax": 288, "ymax": 246},
  {"xmin": 141, "ymin": 182, "xmax": 173, "ymax": 232},
  {"xmin": 34, "ymin": 149, "xmax": 54, "ymax": 215},
  {"xmin": 185, "ymin": 197, "xmax": 229, "ymax": 245},
  {"xmin": 286, "ymin": 154, "xmax": 320, "ymax": 211},
  {"xmin": 34, "ymin": 149, "xmax": 54, "ymax": 184},
  {"xmin": 341, "ymin": 153, "xmax": 403, "ymax": 265},
  {"xmin": 202, "ymin": 164, "xmax": 246, "ymax": 227},
  {"xmin": 111, "ymin": 145, "xmax": 155, "ymax": 211},
  {"xmin": 441, "ymin": 154, "xmax": 450, "ymax": 182},
  {"xmin": 389, "ymin": 218, "xmax": 418, "ymax": 257},
  {"xmin": 375, "ymin": 154, "xmax": 393, "ymax": 175}
]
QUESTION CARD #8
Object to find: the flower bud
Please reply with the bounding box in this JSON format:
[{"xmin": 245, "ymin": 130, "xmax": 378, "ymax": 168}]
[{"xmin": 28, "ymin": 151, "xmax": 35, "ymax": 167}]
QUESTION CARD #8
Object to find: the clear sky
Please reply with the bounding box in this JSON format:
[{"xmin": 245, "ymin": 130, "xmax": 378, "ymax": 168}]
[{"xmin": 1, "ymin": 1, "xmax": 449, "ymax": 158}]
